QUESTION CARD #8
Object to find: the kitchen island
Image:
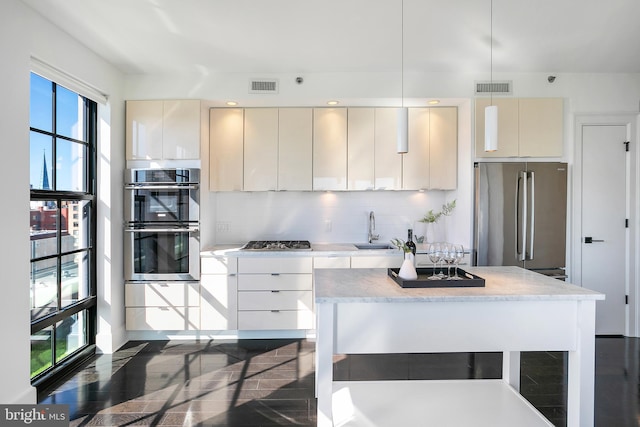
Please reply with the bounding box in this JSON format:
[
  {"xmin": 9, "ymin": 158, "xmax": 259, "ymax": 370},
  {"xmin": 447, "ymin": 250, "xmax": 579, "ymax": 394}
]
[{"xmin": 314, "ymin": 266, "xmax": 604, "ymax": 427}]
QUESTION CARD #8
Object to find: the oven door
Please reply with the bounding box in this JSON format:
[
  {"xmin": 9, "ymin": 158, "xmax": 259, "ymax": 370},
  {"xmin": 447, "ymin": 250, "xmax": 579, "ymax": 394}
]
[
  {"xmin": 124, "ymin": 224, "xmax": 200, "ymax": 281},
  {"xmin": 124, "ymin": 184, "xmax": 199, "ymax": 223}
]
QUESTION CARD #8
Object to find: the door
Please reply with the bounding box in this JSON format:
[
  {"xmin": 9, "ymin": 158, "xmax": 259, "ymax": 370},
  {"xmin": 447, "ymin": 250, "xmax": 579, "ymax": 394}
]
[{"xmin": 582, "ymin": 125, "xmax": 627, "ymax": 335}]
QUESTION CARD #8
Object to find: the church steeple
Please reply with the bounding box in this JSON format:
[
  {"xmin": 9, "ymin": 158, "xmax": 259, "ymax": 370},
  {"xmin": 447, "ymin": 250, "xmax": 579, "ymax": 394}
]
[{"xmin": 41, "ymin": 150, "xmax": 50, "ymax": 190}]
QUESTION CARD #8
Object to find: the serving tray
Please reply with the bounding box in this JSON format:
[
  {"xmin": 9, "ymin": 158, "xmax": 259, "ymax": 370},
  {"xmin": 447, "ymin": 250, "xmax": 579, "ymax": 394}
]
[{"xmin": 388, "ymin": 268, "xmax": 485, "ymax": 288}]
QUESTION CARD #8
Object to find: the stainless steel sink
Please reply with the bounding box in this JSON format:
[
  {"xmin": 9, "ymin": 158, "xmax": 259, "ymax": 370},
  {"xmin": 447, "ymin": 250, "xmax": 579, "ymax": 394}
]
[{"xmin": 354, "ymin": 243, "xmax": 394, "ymax": 250}]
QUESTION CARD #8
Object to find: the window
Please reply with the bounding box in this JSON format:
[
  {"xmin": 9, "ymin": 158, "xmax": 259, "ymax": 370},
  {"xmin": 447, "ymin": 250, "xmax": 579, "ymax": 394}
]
[{"xmin": 29, "ymin": 72, "xmax": 97, "ymax": 381}]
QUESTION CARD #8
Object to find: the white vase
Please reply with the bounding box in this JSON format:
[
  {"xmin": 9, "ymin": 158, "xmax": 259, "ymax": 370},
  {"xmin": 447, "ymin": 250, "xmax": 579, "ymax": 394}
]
[{"xmin": 399, "ymin": 253, "xmax": 418, "ymax": 280}]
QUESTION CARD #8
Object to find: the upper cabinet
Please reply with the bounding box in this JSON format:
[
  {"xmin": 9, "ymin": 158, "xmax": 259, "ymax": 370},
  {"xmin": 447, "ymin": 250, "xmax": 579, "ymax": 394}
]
[
  {"xmin": 475, "ymin": 98, "xmax": 563, "ymax": 158},
  {"xmin": 374, "ymin": 108, "xmax": 403, "ymax": 190},
  {"xmin": 126, "ymin": 99, "xmax": 201, "ymax": 160},
  {"xmin": 313, "ymin": 108, "xmax": 347, "ymax": 191},
  {"xmin": 210, "ymin": 108, "xmax": 244, "ymax": 191},
  {"xmin": 347, "ymin": 108, "xmax": 375, "ymax": 190},
  {"xmin": 244, "ymin": 108, "xmax": 278, "ymax": 191},
  {"xmin": 403, "ymin": 107, "xmax": 458, "ymax": 190},
  {"xmin": 278, "ymin": 108, "xmax": 313, "ymax": 191}
]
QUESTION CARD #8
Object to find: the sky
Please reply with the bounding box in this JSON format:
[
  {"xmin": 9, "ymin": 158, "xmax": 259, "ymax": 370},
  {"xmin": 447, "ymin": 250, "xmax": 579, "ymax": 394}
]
[{"xmin": 30, "ymin": 73, "xmax": 86, "ymax": 192}]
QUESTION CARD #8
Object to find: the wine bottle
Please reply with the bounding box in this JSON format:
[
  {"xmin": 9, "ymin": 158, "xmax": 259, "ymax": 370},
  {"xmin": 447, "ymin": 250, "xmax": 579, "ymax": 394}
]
[{"xmin": 406, "ymin": 229, "xmax": 417, "ymax": 256}]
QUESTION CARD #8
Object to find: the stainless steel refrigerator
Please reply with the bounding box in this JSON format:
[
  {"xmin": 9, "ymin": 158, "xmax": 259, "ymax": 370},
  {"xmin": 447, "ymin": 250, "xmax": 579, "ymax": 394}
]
[{"xmin": 474, "ymin": 162, "xmax": 567, "ymax": 278}]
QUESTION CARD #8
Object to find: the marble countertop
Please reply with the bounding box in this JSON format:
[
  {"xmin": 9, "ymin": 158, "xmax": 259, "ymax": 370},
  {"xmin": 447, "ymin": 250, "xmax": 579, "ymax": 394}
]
[{"xmin": 314, "ymin": 266, "xmax": 605, "ymax": 303}]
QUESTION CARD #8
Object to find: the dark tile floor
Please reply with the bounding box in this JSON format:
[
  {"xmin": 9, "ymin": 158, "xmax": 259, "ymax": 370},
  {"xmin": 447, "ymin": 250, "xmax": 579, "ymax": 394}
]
[{"xmin": 38, "ymin": 337, "xmax": 640, "ymax": 426}]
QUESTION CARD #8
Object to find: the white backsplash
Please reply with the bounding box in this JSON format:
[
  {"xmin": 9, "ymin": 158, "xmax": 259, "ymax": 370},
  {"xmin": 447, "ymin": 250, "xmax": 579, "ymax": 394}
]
[{"xmin": 201, "ymin": 190, "xmax": 471, "ymax": 248}]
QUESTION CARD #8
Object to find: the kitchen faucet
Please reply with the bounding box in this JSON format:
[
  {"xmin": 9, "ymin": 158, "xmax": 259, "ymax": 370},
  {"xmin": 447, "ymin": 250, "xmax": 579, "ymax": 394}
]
[{"xmin": 368, "ymin": 211, "xmax": 379, "ymax": 243}]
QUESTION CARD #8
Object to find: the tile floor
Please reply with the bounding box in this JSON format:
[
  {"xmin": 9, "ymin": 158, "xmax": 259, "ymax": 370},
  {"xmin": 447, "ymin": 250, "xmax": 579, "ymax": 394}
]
[{"xmin": 38, "ymin": 337, "xmax": 640, "ymax": 426}]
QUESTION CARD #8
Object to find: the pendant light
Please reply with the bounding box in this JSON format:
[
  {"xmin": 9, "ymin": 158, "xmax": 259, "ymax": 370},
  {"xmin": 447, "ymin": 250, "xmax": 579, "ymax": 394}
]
[
  {"xmin": 397, "ymin": 0, "xmax": 409, "ymax": 154},
  {"xmin": 484, "ymin": 0, "xmax": 498, "ymax": 152}
]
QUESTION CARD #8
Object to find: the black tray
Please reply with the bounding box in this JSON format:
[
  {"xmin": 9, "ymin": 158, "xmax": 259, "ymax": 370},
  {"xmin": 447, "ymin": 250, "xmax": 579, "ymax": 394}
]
[{"xmin": 388, "ymin": 268, "xmax": 485, "ymax": 288}]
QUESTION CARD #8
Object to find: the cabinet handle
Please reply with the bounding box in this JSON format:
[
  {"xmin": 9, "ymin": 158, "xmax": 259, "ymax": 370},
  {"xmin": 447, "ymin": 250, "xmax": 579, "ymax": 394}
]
[
  {"xmin": 271, "ymin": 310, "xmax": 280, "ymax": 313},
  {"xmin": 271, "ymin": 273, "xmax": 280, "ymax": 276},
  {"xmin": 271, "ymin": 290, "xmax": 280, "ymax": 293}
]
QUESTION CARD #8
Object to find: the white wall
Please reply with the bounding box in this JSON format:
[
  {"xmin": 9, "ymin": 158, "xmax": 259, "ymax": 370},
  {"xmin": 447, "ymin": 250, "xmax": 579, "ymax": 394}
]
[{"xmin": 0, "ymin": 0, "xmax": 124, "ymax": 403}]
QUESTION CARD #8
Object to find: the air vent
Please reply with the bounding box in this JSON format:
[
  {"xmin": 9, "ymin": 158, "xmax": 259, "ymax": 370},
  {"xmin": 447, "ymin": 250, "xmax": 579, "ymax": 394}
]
[
  {"xmin": 249, "ymin": 79, "xmax": 279, "ymax": 94},
  {"xmin": 475, "ymin": 80, "xmax": 512, "ymax": 95}
]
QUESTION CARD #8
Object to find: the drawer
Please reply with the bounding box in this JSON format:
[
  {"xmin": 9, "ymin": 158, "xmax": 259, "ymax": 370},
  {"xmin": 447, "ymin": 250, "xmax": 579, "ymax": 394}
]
[
  {"xmin": 350, "ymin": 255, "xmax": 403, "ymax": 269},
  {"xmin": 238, "ymin": 257, "xmax": 313, "ymax": 274},
  {"xmin": 238, "ymin": 290, "xmax": 313, "ymax": 311},
  {"xmin": 201, "ymin": 256, "xmax": 237, "ymax": 274},
  {"xmin": 314, "ymin": 256, "xmax": 351, "ymax": 269},
  {"xmin": 125, "ymin": 282, "xmax": 199, "ymax": 307},
  {"xmin": 237, "ymin": 273, "xmax": 312, "ymax": 291},
  {"xmin": 126, "ymin": 307, "xmax": 200, "ymax": 330},
  {"xmin": 238, "ymin": 310, "xmax": 314, "ymax": 330}
]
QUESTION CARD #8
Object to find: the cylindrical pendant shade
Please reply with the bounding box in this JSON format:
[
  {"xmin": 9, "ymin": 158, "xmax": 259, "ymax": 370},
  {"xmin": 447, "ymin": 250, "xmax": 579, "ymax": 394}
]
[
  {"xmin": 484, "ymin": 105, "xmax": 498, "ymax": 152},
  {"xmin": 397, "ymin": 107, "xmax": 408, "ymax": 153}
]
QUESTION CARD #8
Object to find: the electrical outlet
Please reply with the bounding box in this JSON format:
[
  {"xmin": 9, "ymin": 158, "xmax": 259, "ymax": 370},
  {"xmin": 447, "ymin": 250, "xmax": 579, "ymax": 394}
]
[{"xmin": 216, "ymin": 222, "xmax": 230, "ymax": 232}]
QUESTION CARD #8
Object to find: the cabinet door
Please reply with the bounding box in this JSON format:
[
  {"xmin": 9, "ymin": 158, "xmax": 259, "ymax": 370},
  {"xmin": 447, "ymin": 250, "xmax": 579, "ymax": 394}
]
[
  {"xmin": 244, "ymin": 108, "xmax": 278, "ymax": 191},
  {"xmin": 475, "ymin": 98, "xmax": 519, "ymax": 158},
  {"xmin": 126, "ymin": 100, "xmax": 163, "ymax": 160},
  {"xmin": 279, "ymin": 108, "xmax": 312, "ymax": 191},
  {"xmin": 518, "ymin": 98, "xmax": 563, "ymax": 157},
  {"xmin": 429, "ymin": 107, "xmax": 458, "ymax": 190},
  {"xmin": 350, "ymin": 255, "xmax": 403, "ymax": 268},
  {"xmin": 313, "ymin": 108, "xmax": 347, "ymax": 191},
  {"xmin": 403, "ymin": 108, "xmax": 430, "ymax": 190},
  {"xmin": 374, "ymin": 108, "xmax": 403, "ymax": 190},
  {"xmin": 210, "ymin": 108, "xmax": 244, "ymax": 191},
  {"xmin": 347, "ymin": 108, "xmax": 375, "ymax": 190},
  {"xmin": 200, "ymin": 274, "xmax": 238, "ymax": 330},
  {"xmin": 162, "ymin": 100, "xmax": 201, "ymax": 159}
]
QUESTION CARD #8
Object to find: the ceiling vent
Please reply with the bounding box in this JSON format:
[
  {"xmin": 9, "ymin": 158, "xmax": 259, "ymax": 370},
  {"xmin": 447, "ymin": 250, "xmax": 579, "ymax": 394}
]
[
  {"xmin": 475, "ymin": 80, "xmax": 512, "ymax": 96},
  {"xmin": 249, "ymin": 79, "xmax": 279, "ymax": 94}
]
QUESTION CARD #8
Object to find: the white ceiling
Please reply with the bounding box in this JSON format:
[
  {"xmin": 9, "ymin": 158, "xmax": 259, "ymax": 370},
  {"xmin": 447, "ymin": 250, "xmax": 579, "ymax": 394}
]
[{"xmin": 20, "ymin": 0, "xmax": 640, "ymax": 76}]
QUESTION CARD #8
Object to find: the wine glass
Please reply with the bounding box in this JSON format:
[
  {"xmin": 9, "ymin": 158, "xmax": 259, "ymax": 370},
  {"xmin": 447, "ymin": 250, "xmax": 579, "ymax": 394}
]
[
  {"xmin": 451, "ymin": 244, "xmax": 465, "ymax": 280},
  {"xmin": 437, "ymin": 242, "xmax": 447, "ymax": 278},
  {"xmin": 443, "ymin": 243, "xmax": 456, "ymax": 278},
  {"xmin": 427, "ymin": 242, "xmax": 442, "ymax": 280}
]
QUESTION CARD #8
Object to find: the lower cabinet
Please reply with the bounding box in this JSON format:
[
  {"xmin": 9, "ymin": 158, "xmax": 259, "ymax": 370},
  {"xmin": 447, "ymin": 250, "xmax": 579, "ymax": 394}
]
[
  {"xmin": 237, "ymin": 257, "xmax": 314, "ymax": 330},
  {"xmin": 350, "ymin": 254, "xmax": 403, "ymax": 268},
  {"xmin": 125, "ymin": 282, "xmax": 200, "ymax": 330},
  {"xmin": 200, "ymin": 255, "xmax": 238, "ymax": 330}
]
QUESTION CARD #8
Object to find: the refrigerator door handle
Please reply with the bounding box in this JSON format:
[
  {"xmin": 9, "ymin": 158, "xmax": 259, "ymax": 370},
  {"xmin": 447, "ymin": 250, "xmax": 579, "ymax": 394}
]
[
  {"xmin": 528, "ymin": 171, "xmax": 535, "ymax": 261},
  {"xmin": 516, "ymin": 171, "xmax": 527, "ymax": 261}
]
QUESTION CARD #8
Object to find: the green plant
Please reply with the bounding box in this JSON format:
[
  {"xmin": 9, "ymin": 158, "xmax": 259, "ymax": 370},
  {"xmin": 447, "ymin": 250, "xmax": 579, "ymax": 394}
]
[
  {"xmin": 419, "ymin": 199, "xmax": 456, "ymax": 224},
  {"xmin": 391, "ymin": 238, "xmax": 411, "ymax": 253}
]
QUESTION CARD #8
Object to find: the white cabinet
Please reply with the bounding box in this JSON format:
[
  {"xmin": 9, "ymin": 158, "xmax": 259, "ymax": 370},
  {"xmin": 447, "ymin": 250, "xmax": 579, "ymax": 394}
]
[
  {"xmin": 314, "ymin": 256, "xmax": 351, "ymax": 269},
  {"xmin": 403, "ymin": 107, "xmax": 457, "ymax": 190},
  {"xmin": 475, "ymin": 98, "xmax": 563, "ymax": 158},
  {"xmin": 347, "ymin": 108, "xmax": 403, "ymax": 191},
  {"xmin": 347, "ymin": 108, "xmax": 375, "ymax": 190},
  {"xmin": 125, "ymin": 282, "xmax": 200, "ymax": 330},
  {"xmin": 200, "ymin": 256, "xmax": 238, "ymax": 330},
  {"xmin": 244, "ymin": 108, "xmax": 278, "ymax": 191},
  {"xmin": 237, "ymin": 257, "xmax": 314, "ymax": 330},
  {"xmin": 350, "ymin": 254, "xmax": 403, "ymax": 269},
  {"xmin": 279, "ymin": 108, "xmax": 313, "ymax": 191},
  {"xmin": 314, "ymin": 108, "xmax": 347, "ymax": 191},
  {"xmin": 210, "ymin": 108, "xmax": 244, "ymax": 191},
  {"xmin": 126, "ymin": 99, "xmax": 201, "ymax": 160}
]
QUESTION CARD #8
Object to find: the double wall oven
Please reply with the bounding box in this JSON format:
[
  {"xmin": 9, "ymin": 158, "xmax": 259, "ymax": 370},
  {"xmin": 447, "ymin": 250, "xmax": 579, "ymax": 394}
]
[{"xmin": 124, "ymin": 168, "xmax": 200, "ymax": 281}]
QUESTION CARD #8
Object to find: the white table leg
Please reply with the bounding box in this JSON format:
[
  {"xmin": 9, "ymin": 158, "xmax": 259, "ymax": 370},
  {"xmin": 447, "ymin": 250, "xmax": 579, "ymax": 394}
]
[
  {"xmin": 316, "ymin": 302, "xmax": 335, "ymax": 427},
  {"xmin": 502, "ymin": 351, "xmax": 521, "ymax": 391},
  {"xmin": 567, "ymin": 300, "xmax": 596, "ymax": 427}
]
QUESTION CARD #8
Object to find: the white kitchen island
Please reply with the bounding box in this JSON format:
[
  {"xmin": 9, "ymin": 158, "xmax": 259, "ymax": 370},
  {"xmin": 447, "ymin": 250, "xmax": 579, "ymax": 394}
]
[{"xmin": 314, "ymin": 266, "xmax": 605, "ymax": 427}]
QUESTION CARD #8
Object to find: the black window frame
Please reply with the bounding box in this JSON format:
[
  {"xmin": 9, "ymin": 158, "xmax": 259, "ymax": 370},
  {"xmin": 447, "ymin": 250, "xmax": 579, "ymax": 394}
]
[{"xmin": 29, "ymin": 73, "xmax": 98, "ymax": 385}]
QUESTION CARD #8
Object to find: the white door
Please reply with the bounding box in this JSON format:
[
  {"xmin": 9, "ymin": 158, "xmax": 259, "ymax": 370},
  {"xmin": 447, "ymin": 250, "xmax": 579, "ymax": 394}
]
[{"xmin": 581, "ymin": 124, "xmax": 628, "ymax": 335}]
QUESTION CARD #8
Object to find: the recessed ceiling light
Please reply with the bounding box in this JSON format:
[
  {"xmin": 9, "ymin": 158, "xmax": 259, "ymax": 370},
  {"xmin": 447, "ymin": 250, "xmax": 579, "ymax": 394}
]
[
  {"xmin": 327, "ymin": 100, "xmax": 339, "ymax": 106},
  {"xmin": 226, "ymin": 101, "xmax": 238, "ymax": 106},
  {"xmin": 428, "ymin": 100, "xmax": 440, "ymax": 105}
]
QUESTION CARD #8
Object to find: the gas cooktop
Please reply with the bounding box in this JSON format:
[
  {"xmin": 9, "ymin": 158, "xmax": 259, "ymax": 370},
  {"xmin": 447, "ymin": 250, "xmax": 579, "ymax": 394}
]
[{"xmin": 241, "ymin": 240, "xmax": 312, "ymax": 251}]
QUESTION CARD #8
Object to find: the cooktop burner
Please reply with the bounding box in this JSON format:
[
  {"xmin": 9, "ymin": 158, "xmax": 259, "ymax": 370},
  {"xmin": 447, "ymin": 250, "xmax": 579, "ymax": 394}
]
[{"xmin": 241, "ymin": 240, "xmax": 312, "ymax": 251}]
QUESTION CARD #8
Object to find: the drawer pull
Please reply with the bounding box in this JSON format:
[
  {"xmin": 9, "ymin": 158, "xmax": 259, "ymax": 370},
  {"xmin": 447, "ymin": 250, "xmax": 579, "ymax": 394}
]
[
  {"xmin": 271, "ymin": 290, "xmax": 280, "ymax": 293},
  {"xmin": 271, "ymin": 273, "xmax": 280, "ymax": 276},
  {"xmin": 271, "ymin": 310, "xmax": 280, "ymax": 313}
]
